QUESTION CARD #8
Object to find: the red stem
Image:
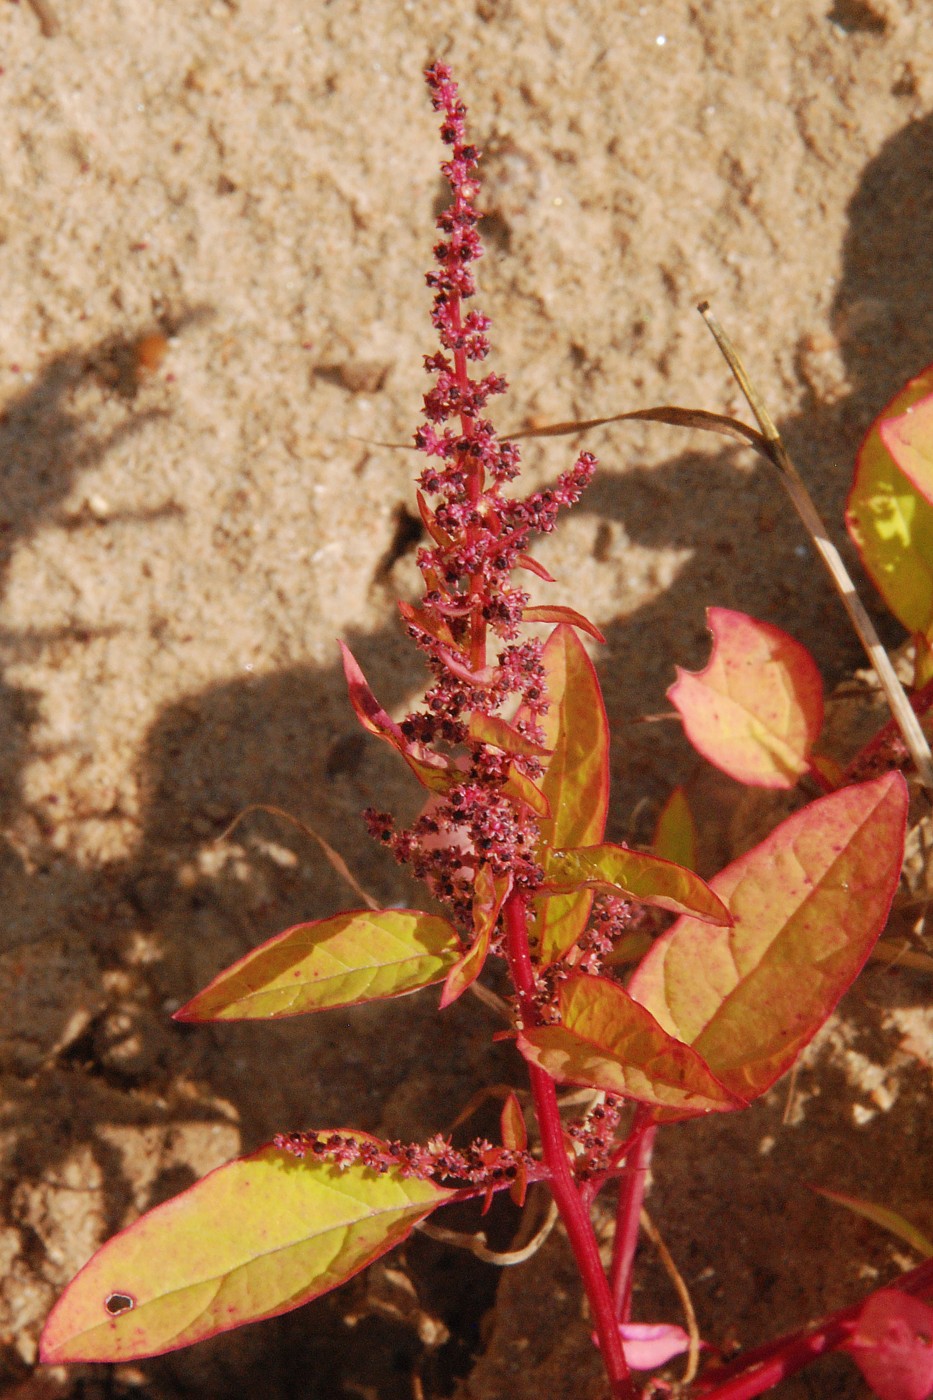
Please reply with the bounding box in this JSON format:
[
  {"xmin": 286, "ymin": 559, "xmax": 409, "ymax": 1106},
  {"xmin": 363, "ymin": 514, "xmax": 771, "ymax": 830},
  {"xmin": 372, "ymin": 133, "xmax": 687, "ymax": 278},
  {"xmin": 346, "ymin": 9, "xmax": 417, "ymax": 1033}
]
[
  {"xmin": 609, "ymin": 1112, "xmax": 656, "ymax": 1321},
  {"xmin": 503, "ymin": 893, "xmax": 636, "ymax": 1400},
  {"xmin": 694, "ymin": 1256, "xmax": 933, "ymax": 1400}
]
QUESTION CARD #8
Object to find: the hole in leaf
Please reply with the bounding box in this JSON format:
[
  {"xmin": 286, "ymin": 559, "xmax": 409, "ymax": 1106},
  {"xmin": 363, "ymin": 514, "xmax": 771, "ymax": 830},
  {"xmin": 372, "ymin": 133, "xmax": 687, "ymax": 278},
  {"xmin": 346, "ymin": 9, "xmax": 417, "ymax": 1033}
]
[{"xmin": 104, "ymin": 1292, "xmax": 136, "ymax": 1316}]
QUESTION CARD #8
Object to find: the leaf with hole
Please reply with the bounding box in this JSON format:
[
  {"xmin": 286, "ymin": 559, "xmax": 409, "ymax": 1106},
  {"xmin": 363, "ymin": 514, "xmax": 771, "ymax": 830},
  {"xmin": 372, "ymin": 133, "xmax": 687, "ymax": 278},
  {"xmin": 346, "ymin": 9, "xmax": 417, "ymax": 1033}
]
[
  {"xmin": 668, "ymin": 608, "xmax": 824, "ymax": 788},
  {"xmin": 40, "ymin": 1140, "xmax": 452, "ymax": 1363}
]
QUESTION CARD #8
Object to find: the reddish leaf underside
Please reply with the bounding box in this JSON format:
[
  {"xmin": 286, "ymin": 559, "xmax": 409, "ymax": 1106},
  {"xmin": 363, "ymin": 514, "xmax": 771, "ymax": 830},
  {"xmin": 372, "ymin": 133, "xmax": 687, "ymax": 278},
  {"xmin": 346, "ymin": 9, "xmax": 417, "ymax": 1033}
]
[
  {"xmin": 174, "ymin": 908, "xmax": 461, "ymax": 1021},
  {"xmin": 628, "ymin": 772, "xmax": 908, "ymax": 1105},
  {"xmin": 517, "ymin": 625, "xmax": 610, "ymax": 965},
  {"xmin": 846, "ymin": 363, "xmax": 933, "ymax": 641},
  {"xmin": 845, "ymin": 1291, "xmax": 933, "ymax": 1400},
  {"xmin": 40, "ymin": 1141, "xmax": 451, "ymax": 1364},
  {"xmin": 668, "ymin": 607, "xmax": 824, "ymax": 788},
  {"xmin": 517, "ymin": 974, "xmax": 741, "ymax": 1116},
  {"xmin": 340, "ymin": 642, "xmax": 453, "ymax": 793},
  {"xmin": 543, "ymin": 843, "xmax": 731, "ymax": 924}
]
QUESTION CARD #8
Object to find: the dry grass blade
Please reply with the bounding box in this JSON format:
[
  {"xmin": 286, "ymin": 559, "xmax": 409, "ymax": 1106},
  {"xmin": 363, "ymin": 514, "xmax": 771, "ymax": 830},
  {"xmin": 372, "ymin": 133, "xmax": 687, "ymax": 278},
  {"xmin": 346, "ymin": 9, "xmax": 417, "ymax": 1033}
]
[
  {"xmin": 215, "ymin": 802, "xmax": 381, "ymax": 910},
  {"xmin": 27, "ymin": 0, "xmax": 60, "ymax": 36},
  {"xmin": 697, "ymin": 301, "xmax": 933, "ymax": 799}
]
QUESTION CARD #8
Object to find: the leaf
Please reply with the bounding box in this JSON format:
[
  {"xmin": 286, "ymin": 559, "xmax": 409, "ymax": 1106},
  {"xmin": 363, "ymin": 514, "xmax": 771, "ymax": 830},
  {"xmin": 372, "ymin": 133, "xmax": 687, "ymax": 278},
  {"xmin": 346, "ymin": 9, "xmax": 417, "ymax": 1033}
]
[
  {"xmin": 522, "ymin": 605, "xmax": 607, "ymax": 644},
  {"xmin": 653, "ymin": 787, "xmax": 697, "ymax": 871},
  {"xmin": 668, "ymin": 608, "xmax": 824, "ymax": 788},
  {"xmin": 174, "ymin": 909, "xmax": 461, "ymax": 1021},
  {"xmin": 517, "ymin": 625, "xmax": 610, "ymax": 964},
  {"xmin": 517, "ymin": 974, "xmax": 742, "ymax": 1116},
  {"xmin": 813, "ymin": 1187, "xmax": 933, "ymax": 1258},
  {"xmin": 440, "ymin": 868, "xmax": 510, "ymax": 1008},
  {"xmin": 40, "ymin": 1140, "xmax": 452, "ymax": 1363},
  {"xmin": 502, "ymin": 763, "xmax": 551, "ymax": 819},
  {"xmin": 628, "ymin": 772, "xmax": 909, "ymax": 1105},
  {"xmin": 844, "ymin": 1291, "xmax": 933, "ymax": 1400},
  {"xmin": 543, "ymin": 844, "xmax": 731, "ymax": 924},
  {"xmin": 467, "ymin": 712, "xmax": 552, "ymax": 758},
  {"xmin": 880, "ymin": 391, "xmax": 933, "ymax": 509},
  {"xmin": 614, "ymin": 1323, "xmax": 693, "ymax": 1371},
  {"xmin": 500, "ymin": 1091, "xmax": 527, "ymax": 1151},
  {"xmin": 340, "ymin": 643, "xmax": 453, "ymax": 793},
  {"xmin": 846, "ymin": 363, "xmax": 933, "ymax": 640}
]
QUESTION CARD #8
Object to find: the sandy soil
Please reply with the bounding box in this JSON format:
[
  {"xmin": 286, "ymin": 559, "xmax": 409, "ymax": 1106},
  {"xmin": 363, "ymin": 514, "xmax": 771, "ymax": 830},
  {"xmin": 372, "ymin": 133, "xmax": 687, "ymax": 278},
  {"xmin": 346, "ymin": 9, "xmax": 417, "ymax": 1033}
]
[{"xmin": 1, "ymin": 1, "xmax": 932, "ymax": 1396}]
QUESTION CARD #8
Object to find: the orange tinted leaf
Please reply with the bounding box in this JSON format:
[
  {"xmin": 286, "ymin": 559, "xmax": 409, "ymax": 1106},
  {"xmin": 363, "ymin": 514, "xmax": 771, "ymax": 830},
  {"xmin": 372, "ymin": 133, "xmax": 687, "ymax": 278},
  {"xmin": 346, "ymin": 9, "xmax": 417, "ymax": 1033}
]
[
  {"xmin": 846, "ymin": 363, "xmax": 933, "ymax": 639},
  {"xmin": 628, "ymin": 772, "xmax": 908, "ymax": 1105},
  {"xmin": 653, "ymin": 787, "xmax": 697, "ymax": 871},
  {"xmin": 879, "ymin": 390, "xmax": 933, "ymax": 508},
  {"xmin": 175, "ymin": 909, "xmax": 461, "ymax": 1021},
  {"xmin": 467, "ymin": 712, "xmax": 552, "ymax": 758},
  {"xmin": 522, "ymin": 605, "xmax": 606, "ymax": 644},
  {"xmin": 500, "ymin": 1091, "xmax": 527, "ymax": 1152},
  {"xmin": 518, "ymin": 625, "xmax": 610, "ymax": 964},
  {"xmin": 668, "ymin": 608, "xmax": 824, "ymax": 788},
  {"xmin": 440, "ymin": 868, "xmax": 510, "ymax": 1008},
  {"xmin": 502, "ymin": 763, "xmax": 551, "ymax": 819},
  {"xmin": 543, "ymin": 844, "xmax": 731, "ymax": 924},
  {"xmin": 517, "ymin": 975, "xmax": 741, "ymax": 1116},
  {"xmin": 40, "ymin": 1140, "xmax": 451, "ymax": 1363}
]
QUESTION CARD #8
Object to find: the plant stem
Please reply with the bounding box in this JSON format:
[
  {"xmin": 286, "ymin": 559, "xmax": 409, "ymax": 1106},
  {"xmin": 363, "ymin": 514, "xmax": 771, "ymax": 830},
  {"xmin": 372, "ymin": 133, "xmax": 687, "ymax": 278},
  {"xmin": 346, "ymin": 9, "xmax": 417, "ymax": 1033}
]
[
  {"xmin": 609, "ymin": 1112, "xmax": 656, "ymax": 1321},
  {"xmin": 694, "ymin": 1256, "xmax": 933, "ymax": 1399},
  {"xmin": 503, "ymin": 893, "xmax": 636, "ymax": 1400}
]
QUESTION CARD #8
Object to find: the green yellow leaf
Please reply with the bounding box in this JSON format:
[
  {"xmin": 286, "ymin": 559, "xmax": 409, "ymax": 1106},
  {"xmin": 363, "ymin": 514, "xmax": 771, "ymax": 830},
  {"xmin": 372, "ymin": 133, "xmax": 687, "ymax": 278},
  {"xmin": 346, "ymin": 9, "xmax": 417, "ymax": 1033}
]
[
  {"xmin": 846, "ymin": 363, "xmax": 933, "ymax": 639},
  {"xmin": 879, "ymin": 389, "xmax": 933, "ymax": 508},
  {"xmin": 467, "ymin": 712, "xmax": 552, "ymax": 758},
  {"xmin": 628, "ymin": 772, "xmax": 908, "ymax": 1105},
  {"xmin": 517, "ymin": 974, "xmax": 741, "ymax": 1116},
  {"xmin": 174, "ymin": 909, "xmax": 461, "ymax": 1021},
  {"xmin": 40, "ymin": 1140, "xmax": 452, "ymax": 1363},
  {"xmin": 543, "ymin": 844, "xmax": 731, "ymax": 924},
  {"xmin": 668, "ymin": 608, "xmax": 824, "ymax": 788},
  {"xmin": 653, "ymin": 787, "xmax": 697, "ymax": 871}
]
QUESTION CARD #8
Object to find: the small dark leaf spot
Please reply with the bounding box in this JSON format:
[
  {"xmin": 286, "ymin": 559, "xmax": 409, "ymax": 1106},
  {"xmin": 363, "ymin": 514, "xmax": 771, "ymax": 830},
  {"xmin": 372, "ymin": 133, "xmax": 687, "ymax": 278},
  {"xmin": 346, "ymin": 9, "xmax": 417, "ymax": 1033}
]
[{"xmin": 105, "ymin": 1292, "xmax": 135, "ymax": 1316}]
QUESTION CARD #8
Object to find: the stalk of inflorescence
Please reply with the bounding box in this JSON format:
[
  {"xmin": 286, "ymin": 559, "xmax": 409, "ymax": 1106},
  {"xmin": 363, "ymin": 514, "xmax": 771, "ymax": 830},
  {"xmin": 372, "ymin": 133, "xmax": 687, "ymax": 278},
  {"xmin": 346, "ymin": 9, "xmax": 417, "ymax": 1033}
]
[{"xmin": 387, "ymin": 63, "xmax": 635, "ymax": 1399}]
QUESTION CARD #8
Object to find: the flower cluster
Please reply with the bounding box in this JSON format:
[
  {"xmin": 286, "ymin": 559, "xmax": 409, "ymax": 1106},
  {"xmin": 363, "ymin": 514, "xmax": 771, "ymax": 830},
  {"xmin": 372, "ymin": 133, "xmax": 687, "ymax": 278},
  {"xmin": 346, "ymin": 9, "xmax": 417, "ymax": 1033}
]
[
  {"xmin": 274, "ymin": 1128, "xmax": 535, "ymax": 1191},
  {"xmin": 364, "ymin": 62, "xmax": 596, "ymax": 931}
]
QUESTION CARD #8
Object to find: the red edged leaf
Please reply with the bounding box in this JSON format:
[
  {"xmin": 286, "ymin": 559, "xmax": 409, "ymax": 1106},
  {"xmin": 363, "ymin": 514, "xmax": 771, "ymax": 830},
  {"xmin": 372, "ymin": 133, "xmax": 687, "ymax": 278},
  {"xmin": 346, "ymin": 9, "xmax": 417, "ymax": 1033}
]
[
  {"xmin": 668, "ymin": 608, "xmax": 824, "ymax": 788},
  {"xmin": 434, "ymin": 643, "xmax": 498, "ymax": 687},
  {"xmin": 40, "ymin": 1138, "xmax": 452, "ymax": 1364},
  {"xmin": 653, "ymin": 787, "xmax": 697, "ymax": 871},
  {"xmin": 502, "ymin": 763, "xmax": 551, "ymax": 819},
  {"xmin": 846, "ymin": 363, "xmax": 933, "ymax": 640},
  {"xmin": 440, "ymin": 868, "xmax": 510, "ymax": 1008},
  {"xmin": 879, "ymin": 390, "xmax": 933, "ymax": 508},
  {"xmin": 500, "ymin": 1091, "xmax": 527, "ymax": 1152},
  {"xmin": 517, "ymin": 624, "xmax": 610, "ymax": 964},
  {"xmin": 398, "ymin": 600, "xmax": 455, "ymax": 647},
  {"xmin": 844, "ymin": 1291, "xmax": 933, "ymax": 1400},
  {"xmin": 416, "ymin": 490, "xmax": 454, "ymax": 546},
  {"xmin": 467, "ymin": 712, "xmax": 552, "ymax": 759},
  {"xmin": 174, "ymin": 909, "xmax": 461, "ymax": 1021},
  {"xmin": 340, "ymin": 642, "xmax": 453, "ymax": 792},
  {"xmin": 522, "ymin": 605, "xmax": 607, "ymax": 644},
  {"xmin": 813, "ymin": 1188, "xmax": 933, "ymax": 1258},
  {"xmin": 517, "ymin": 974, "xmax": 742, "ymax": 1116},
  {"xmin": 516, "ymin": 552, "xmax": 556, "ymax": 582},
  {"xmin": 628, "ymin": 772, "xmax": 909, "ymax": 1104},
  {"xmin": 543, "ymin": 844, "xmax": 731, "ymax": 924}
]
